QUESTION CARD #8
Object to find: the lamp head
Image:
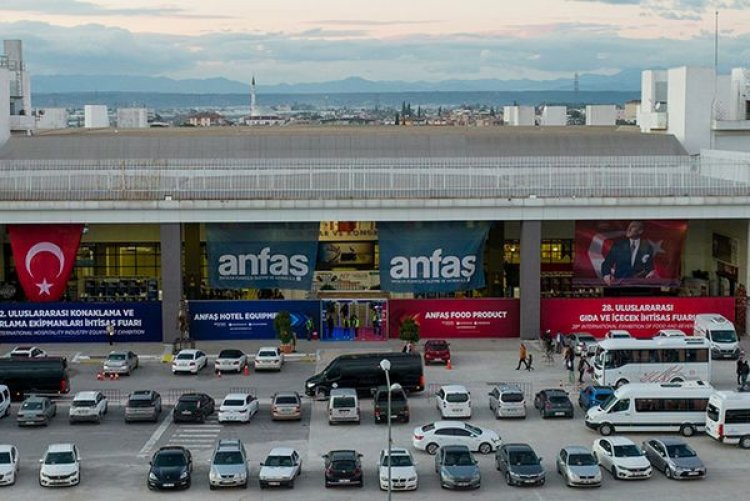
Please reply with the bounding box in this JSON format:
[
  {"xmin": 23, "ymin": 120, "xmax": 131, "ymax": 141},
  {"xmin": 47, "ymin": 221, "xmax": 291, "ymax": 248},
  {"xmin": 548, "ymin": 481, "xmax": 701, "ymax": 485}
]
[{"xmin": 379, "ymin": 359, "xmax": 391, "ymax": 372}]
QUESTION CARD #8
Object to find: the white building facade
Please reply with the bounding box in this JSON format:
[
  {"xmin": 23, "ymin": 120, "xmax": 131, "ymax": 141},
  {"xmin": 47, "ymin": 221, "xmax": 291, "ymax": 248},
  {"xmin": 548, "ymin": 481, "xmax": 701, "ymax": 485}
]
[
  {"xmin": 116, "ymin": 108, "xmax": 149, "ymax": 129},
  {"xmin": 84, "ymin": 105, "xmax": 109, "ymax": 128},
  {"xmin": 503, "ymin": 106, "xmax": 535, "ymax": 126}
]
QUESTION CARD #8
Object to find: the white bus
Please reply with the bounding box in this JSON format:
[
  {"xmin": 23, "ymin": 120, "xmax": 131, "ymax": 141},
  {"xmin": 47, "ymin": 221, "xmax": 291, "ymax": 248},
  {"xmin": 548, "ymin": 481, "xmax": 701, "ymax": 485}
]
[
  {"xmin": 585, "ymin": 381, "xmax": 714, "ymax": 437},
  {"xmin": 592, "ymin": 337, "xmax": 711, "ymax": 387},
  {"xmin": 705, "ymin": 391, "xmax": 750, "ymax": 448}
]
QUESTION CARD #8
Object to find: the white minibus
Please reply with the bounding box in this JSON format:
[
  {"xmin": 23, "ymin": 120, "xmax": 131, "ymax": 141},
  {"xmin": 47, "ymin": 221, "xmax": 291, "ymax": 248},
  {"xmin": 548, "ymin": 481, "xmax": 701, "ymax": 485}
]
[
  {"xmin": 693, "ymin": 314, "xmax": 740, "ymax": 359},
  {"xmin": 584, "ymin": 381, "xmax": 714, "ymax": 437},
  {"xmin": 705, "ymin": 391, "xmax": 750, "ymax": 448}
]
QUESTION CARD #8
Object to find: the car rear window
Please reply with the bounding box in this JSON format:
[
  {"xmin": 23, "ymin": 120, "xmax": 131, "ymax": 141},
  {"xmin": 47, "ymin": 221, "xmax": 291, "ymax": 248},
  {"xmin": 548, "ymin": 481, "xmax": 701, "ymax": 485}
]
[
  {"xmin": 332, "ymin": 460, "xmax": 356, "ymax": 471},
  {"xmin": 428, "ymin": 342, "xmax": 448, "ymax": 350},
  {"xmin": 128, "ymin": 398, "xmax": 154, "ymax": 408},
  {"xmin": 333, "ymin": 397, "xmax": 356, "ymax": 408},
  {"xmin": 223, "ymin": 399, "xmax": 245, "ymax": 407},
  {"xmin": 377, "ymin": 391, "xmax": 406, "ymax": 403},
  {"xmin": 446, "ymin": 393, "xmax": 469, "ymax": 403},
  {"xmin": 219, "ymin": 350, "xmax": 243, "ymax": 358},
  {"xmin": 108, "ymin": 354, "xmax": 126, "ymax": 361},
  {"xmin": 275, "ymin": 396, "xmax": 299, "ymax": 405},
  {"xmin": 176, "ymin": 353, "xmax": 194, "ymax": 360},
  {"xmin": 549, "ymin": 396, "xmax": 569, "ymax": 404},
  {"xmin": 259, "ymin": 351, "xmax": 278, "ymax": 357},
  {"xmin": 501, "ymin": 393, "xmax": 524, "ymax": 403},
  {"xmin": 421, "ymin": 423, "xmax": 435, "ymax": 432},
  {"xmin": 72, "ymin": 400, "xmax": 96, "ymax": 407},
  {"xmin": 176, "ymin": 400, "xmax": 199, "ymax": 410}
]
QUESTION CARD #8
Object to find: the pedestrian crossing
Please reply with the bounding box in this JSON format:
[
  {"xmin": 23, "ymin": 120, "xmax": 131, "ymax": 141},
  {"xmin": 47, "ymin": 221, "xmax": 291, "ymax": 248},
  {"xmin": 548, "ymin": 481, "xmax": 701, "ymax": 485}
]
[{"xmin": 166, "ymin": 416, "xmax": 222, "ymax": 450}]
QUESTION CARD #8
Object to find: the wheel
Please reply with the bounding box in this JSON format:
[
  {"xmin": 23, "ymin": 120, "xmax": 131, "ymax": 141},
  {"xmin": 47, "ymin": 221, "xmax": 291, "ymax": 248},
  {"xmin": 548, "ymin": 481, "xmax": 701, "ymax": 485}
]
[
  {"xmin": 611, "ymin": 466, "xmax": 618, "ymax": 479},
  {"xmin": 259, "ymin": 482, "xmax": 265, "ymax": 489},
  {"xmin": 739, "ymin": 436, "xmax": 750, "ymax": 449},
  {"xmin": 665, "ymin": 467, "xmax": 673, "ymax": 479},
  {"xmin": 126, "ymin": 369, "xmax": 131, "ymax": 377},
  {"xmin": 243, "ymin": 481, "xmax": 248, "ymax": 489},
  {"xmin": 680, "ymin": 424, "xmax": 695, "ymax": 437},
  {"xmin": 670, "ymin": 378, "xmax": 684, "ymax": 383},
  {"xmin": 599, "ymin": 423, "xmax": 614, "ymax": 436},
  {"xmin": 209, "ymin": 484, "xmax": 216, "ymax": 490},
  {"xmin": 615, "ymin": 379, "xmax": 629, "ymax": 388},
  {"xmin": 478, "ymin": 442, "xmax": 492, "ymax": 455},
  {"xmin": 426, "ymin": 443, "xmax": 439, "ymax": 455},
  {"xmin": 505, "ymin": 471, "xmax": 512, "ymax": 485},
  {"xmin": 289, "ymin": 479, "xmax": 295, "ymax": 489}
]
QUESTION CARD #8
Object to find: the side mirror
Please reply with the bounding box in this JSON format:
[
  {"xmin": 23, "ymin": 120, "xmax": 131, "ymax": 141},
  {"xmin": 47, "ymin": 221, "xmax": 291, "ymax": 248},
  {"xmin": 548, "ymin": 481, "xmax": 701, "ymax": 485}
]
[
  {"xmin": 259, "ymin": 462, "xmax": 265, "ymax": 466},
  {"xmin": 357, "ymin": 454, "xmax": 363, "ymax": 458},
  {"xmin": 538, "ymin": 457, "xmax": 543, "ymax": 463},
  {"xmin": 39, "ymin": 459, "xmax": 44, "ymax": 463}
]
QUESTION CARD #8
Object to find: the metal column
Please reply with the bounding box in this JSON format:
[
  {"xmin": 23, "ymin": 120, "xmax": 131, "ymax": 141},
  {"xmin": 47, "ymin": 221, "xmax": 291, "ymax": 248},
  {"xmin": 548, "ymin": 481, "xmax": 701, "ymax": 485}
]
[
  {"xmin": 519, "ymin": 220, "xmax": 541, "ymax": 340},
  {"xmin": 160, "ymin": 223, "xmax": 183, "ymax": 343}
]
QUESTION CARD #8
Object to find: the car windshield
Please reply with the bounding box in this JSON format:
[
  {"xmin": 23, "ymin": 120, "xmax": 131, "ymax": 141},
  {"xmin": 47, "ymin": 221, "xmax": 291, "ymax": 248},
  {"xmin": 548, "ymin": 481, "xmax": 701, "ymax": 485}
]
[
  {"xmin": 108, "ymin": 354, "xmax": 126, "ymax": 361},
  {"xmin": 275, "ymin": 396, "xmax": 298, "ymax": 405},
  {"xmin": 176, "ymin": 353, "xmax": 195, "ymax": 360},
  {"xmin": 601, "ymin": 394, "xmax": 618, "ymax": 410},
  {"xmin": 265, "ymin": 455, "xmax": 294, "ymax": 467},
  {"xmin": 259, "ymin": 351, "xmax": 277, "ymax": 357},
  {"xmin": 223, "ymin": 399, "xmax": 246, "ymax": 407},
  {"xmin": 154, "ymin": 453, "xmax": 186, "ymax": 467},
  {"xmin": 568, "ymin": 454, "xmax": 597, "ymax": 466},
  {"xmin": 0, "ymin": 452, "xmax": 11, "ymax": 464},
  {"xmin": 509, "ymin": 451, "xmax": 538, "ymax": 466},
  {"xmin": 72, "ymin": 400, "xmax": 96, "ymax": 407},
  {"xmin": 712, "ymin": 330, "xmax": 737, "ymax": 343},
  {"xmin": 22, "ymin": 401, "xmax": 43, "ymax": 410},
  {"xmin": 382, "ymin": 454, "xmax": 413, "ymax": 467},
  {"xmin": 333, "ymin": 397, "xmax": 356, "ymax": 408},
  {"xmin": 45, "ymin": 452, "xmax": 75, "ymax": 464},
  {"xmin": 666, "ymin": 444, "xmax": 696, "ymax": 458},
  {"xmin": 219, "ymin": 350, "xmax": 243, "ymax": 358},
  {"xmin": 444, "ymin": 451, "xmax": 474, "ymax": 466},
  {"xmin": 332, "ymin": 460, "xmax": 356, "ymax": 471},
  {"xmin": 549, "ymin": 396, "xmax": 569, "ymax": 404},
  {"xmin": 614, "ymin": 445, "xmax": 642, "ymax": 457},
  {"xmin": 446, "ymin": 393, "xmax": 469, "ymax": 403},
  {"xmin": 213, "ymin": 451, "xmax": 243, "ymax": 465}
]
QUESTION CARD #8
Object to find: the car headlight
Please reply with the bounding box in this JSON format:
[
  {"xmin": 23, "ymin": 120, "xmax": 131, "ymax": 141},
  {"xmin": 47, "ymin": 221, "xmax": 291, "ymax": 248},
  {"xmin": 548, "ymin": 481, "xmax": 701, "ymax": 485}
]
[
  {"xmin": 408, "ymin": 476, "xmax": 417, "ymax": 481},
  {"xmin": 179, "ymin": 471, "xmax": 189, "ymax": 479},
  {"xmin": 306, "ymin": 381, "xmax": 315, "ymax": 388},
  {"xmin": 380, "ymin": 476, "xmax": 388, "ymax": 482},
  {"xmin": 471, "ymin": 472, "xmax": 481, "ymax": 480},
  {"xmin": 149, "ymin": 472, "xmax": 157, "ymax": 481},
  {"xmin": 237, "ymin": 472, "xmax": 247, "ymax": 479},
  {"xmin": 209, "ymin": 469, "xmax": 219, "ymax": 481}
]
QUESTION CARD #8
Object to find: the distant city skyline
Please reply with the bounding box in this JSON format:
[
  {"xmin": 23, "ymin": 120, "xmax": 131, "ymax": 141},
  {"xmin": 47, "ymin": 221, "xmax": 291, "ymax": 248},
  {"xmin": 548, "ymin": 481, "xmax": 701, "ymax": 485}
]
[{"xmin": 2, "ymin": 1, "xmax": 749, "ymax": 84}]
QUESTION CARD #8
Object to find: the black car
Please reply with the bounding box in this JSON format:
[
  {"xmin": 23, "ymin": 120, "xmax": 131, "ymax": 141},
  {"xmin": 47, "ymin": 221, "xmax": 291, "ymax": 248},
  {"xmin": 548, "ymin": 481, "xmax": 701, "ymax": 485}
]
[
  {"xmin": 174, "ymin": 393, "xmax": 215, "ymax": 423},
  {"xmin": 148, "ymin": 446, "xmax": 193, "ymax": 490},
  {"xmin": 534, "ymin": 389, "xmax": 574, "ymax": 419},
  {"xmin": 323, "ymin": 450, "xmax": 364, "ymax": 487},
  {"xmin": 373, "ymin": 385, "xmax": 410, "ymax": 424},
  {"xmin": 495, "ymin": 443, "xmax": 546, "ymax": 487}
]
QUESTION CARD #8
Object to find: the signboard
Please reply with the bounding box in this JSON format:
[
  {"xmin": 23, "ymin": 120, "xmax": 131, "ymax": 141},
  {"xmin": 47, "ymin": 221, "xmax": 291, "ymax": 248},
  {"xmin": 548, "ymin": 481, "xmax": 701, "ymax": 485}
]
[
  {"xmin": 0, "ymin": 302, "xmax": 162, "ymax": 343},
  {"xmin": 317, "ymin": 242, "xmax": 375, "ymax": 269},
  {"xmin": 541, "ymin": 297, "xmax": 735, "ymax": 338},
  {"xmin": 388, "ymin": 299, "xmax": 520, "ymax": 339},
  {"xmin": 189, "ymin": 300, "xmax": 321, "ymax": 340}
]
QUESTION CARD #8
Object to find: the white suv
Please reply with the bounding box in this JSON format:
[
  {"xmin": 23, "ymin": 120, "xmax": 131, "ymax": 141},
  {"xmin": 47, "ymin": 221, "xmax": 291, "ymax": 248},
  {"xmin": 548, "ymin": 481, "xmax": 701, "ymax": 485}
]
[
  {"xmin": 435, "ymin": 385, "xmax": 472, "ymax": 419},
  {"xmin": 69, "ymin": 391, "xmax": 108, "ymax": 424},
  {"xmin": 172, "ymin": 349, "xmax": 208, "ymax": 374},
  {"xmin": 39, "ymin": 443, "xmax": 81, "ymax": 487}
]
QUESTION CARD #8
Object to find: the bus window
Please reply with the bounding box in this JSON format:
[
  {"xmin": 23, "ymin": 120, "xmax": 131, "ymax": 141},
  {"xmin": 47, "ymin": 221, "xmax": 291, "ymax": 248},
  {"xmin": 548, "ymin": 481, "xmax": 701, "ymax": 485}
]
[{"xmin": 662, "ymin": 349, "xmax": 679, "ymax": 363}]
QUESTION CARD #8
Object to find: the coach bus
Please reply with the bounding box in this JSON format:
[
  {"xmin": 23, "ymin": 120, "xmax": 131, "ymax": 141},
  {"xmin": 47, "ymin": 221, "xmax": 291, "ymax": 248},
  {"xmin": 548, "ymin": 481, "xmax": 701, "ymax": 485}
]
[{"xmin": 592, "ymin": 337, "xmax": 711, "ymax": 387}]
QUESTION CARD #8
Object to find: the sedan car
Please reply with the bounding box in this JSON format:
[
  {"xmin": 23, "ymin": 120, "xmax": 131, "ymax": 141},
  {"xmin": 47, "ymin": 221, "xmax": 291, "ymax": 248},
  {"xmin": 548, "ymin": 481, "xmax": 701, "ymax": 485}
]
[
  {"xmin": 209, "ymin": 439, "xmax": 249, "ymax": 489},
  {"xmin": 39, "ymin": 443, "xmax": 81, "ymax": 487},
  {"xmin": 413, "ymin": 421, "xmax": 502, "ymax": 455},
  {"xmin": 534, "ymin": 389, "xmax": 574, "ymax": 418},
  {"xmin": 568, "ymin": 333, "xmax": 599, "ymax": 356},
  {"xmin": 259, "ymin": 447, "xmax": 302, "ymax": 489},
  {"xmin": 173, "ymin": 393, "xmax": 215, "ymax": 423},
  {"xmin": 171, "ymin": 349, "xmax": 208, "ymax": 375},
  {"xmin": 642, "ymin": 438, "xmax": 706, "ymax": 480},
  {"xmin": 423, "ymin": 340, "xmax": 451, "ymax": 365},
  {"xmin": 17, "ymin": 395, "xmax": 57, "ymax": 426},
  {"xmin": 271, "ymin": 392, "xmax": 302, "ymax": 421},
  {"xmin": 323, "ymin": 449, "xmax": 363, "ymax": 488},
  {"xmin": 436, "ymin": 445, "xmax": 481, "ymax": 490},
  {"xmin": 254, "ymin": 346, "xmax": 284, "ymax": 371},
  {"xmin": 102, "ymin": 350, "xmax": 139, "ymax": 375},
  {"xmin": 436, "ymin": 385, "xmax": 472, "ymax": 419},
  {"xmin": 218, "ymin": 393, "xmax": 259, "ymax": 423},
  {"xmin": 125, "ymin": 390, "xmax": 162, "ymax": 423},
  {"xmin": 556, "ymin": 445, "xmax": 602, "ymax": 487},
  {"xmin": 495, "ymin": 443, "xmax": 545, "ymax": 487},
  {"xmin": 69, "ymin": 391, "xmax": 108, "ymax": 424},
  {"xmin": 578, "ymin": 385, "xmax": 614, "ymax": 411},
  {"xmin": 214, "ymin": 349, "xmax": 247, "ymax": 374},
  {"xmin": 378, "ymin": 447, "xmax": 418, "ymax": 491},
  {"xmin": 592, "ymin": 437, "xmax": 653, "ymax": 480},
  {"xmin": 148, "ymin": 446, "xmax": 192, "ymax": 490},
  {"xmin": 0, "ymin": 445, "xmax": 19, "ymax": 486},
  {"xmin": 9, "ymin": 345, "xmax": 47, "ymax": 358}
]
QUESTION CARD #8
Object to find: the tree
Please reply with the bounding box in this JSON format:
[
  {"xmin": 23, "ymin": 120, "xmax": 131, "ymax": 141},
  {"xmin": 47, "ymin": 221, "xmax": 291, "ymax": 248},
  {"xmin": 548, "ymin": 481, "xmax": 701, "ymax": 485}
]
[
  {"xmin": 398, "ymin": 317, "xmax": 420, "ymax": 344},
  {"xmin": 273, "ymin": 310, "xmax": 294, "ymax": 345}
]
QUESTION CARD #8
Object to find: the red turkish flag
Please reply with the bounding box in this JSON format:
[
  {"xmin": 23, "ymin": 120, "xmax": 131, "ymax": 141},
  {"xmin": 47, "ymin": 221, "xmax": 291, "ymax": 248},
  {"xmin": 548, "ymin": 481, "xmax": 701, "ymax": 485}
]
[{"xmin": 8, "ymin": 224, "xmax": 84, "ymax": 302}]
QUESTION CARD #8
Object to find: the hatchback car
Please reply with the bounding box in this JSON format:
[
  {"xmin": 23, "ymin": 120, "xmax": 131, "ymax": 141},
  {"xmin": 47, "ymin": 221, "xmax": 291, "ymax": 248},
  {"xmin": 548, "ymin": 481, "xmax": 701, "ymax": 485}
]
[
  {"xmin": 328, "ymin": 388, "xmax": 360, "ymax": 424},
  {"xmin": 125, "ymin": 390, "xmax": 162, "ymax": 423},
  {"xmin": 642, "ymin": 438, "xmax": 706, "ymax": 480},
  {"xmin": 218, "ymin": 393, "xmax": 259, "ymax": 423},
  {"xmin": 102, "ymin": 350, "xmax": 139, "ymax": 375},
  {"xmin": 254, "ymin": 346, "xmax": 284, "ymax": 371},
  {"xmin": 423, "ymin": 340, "xmax": 451, "ymax": 365},
  {"xmin": 495, "ymin": 443, "xmax": 545, "ymax": 486},
  {"xmin": 436, "ymin": 385, "xmax": 472, "ymax": 419},
  {"xmin": 592, "ymin": 437, "xmax": 653, "ymax": 480},
  {"xmin": 214, "ymin": 349, "xmax": 248, "ymax": 374},
  {"xmin": 69, "ymin": 391, "xmax": 108, "ymax": 424},
  {"xmin": 9, "ymin": 346, "xmax": 47, "ymax": 358},
  {"xmin": 436, "ymin": 445, "xmax": 481, "ymax": 490},
  {"xmin": 209, "ymin": 439, "xmax": 249, "ymax": 489},
  {"xmin": 148, "ymin": 446, "xmax": 192, "ymax": 490},
  {"xmin": 17, "ymin": 395, "xmax": 57, "ymax": 426},
  {"xmin": 556, "ymin": 445, "xmax": 602, "ymax": 487},
  {"xmin": 413, "ymin": 421, "xmax": 501, "ymax": 455},
  {"xmin": 534, "ymin": 389, "xmax": 574, "ymax": 418},
  {"xmin": 323, "ymin": 449, "xmax": 363, "ymax": 488},
  {"xmin": 259, "ymin": 447, "xmax": 302, "ymax": 488},
  {"xmin": 271, "ymin": 392, "xmax": 302, "ymax": 421},
  {"xmin": 171, "ymin": 349, "xmax": 208, "ymax": 375},
  {"xmin": 0, "ymin": 445, "xmax": 19, "ymax": 486},
  {"xmin": 39, "ymin": 443, "xmax": 81, "ymax": 487},
  {"xmin": 488, "ymin": 384, "xmax": 526, "ymax": 419},
  {"xmin": 568, "ymin": 333, "xmax": 599, "ymax": 356},
  {"xmin": 173, "ymin": 393, "xmax": 215, "ymax": 423},
  {"xmin": 578, "ymin": 385, "xmax": 614, "ymax": 410},
  {"xmin": 378, "ymin": 447, "xmax": 418, "ymax": 491}
]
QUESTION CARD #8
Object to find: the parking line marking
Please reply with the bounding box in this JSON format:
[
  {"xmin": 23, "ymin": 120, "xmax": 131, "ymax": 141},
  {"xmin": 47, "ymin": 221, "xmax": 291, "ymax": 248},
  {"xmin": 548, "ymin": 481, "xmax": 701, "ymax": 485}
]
[{"xmin": 137, "ymin": 413, "xmax": 173, "ymax": 458}]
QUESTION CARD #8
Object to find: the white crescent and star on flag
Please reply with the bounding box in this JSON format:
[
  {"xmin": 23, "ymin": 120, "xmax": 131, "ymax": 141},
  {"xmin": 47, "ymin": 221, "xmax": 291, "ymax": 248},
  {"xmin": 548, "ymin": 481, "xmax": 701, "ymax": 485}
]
[{"xmin": 25, "ymin": 242, "xmax": 66, "ymax": 296}]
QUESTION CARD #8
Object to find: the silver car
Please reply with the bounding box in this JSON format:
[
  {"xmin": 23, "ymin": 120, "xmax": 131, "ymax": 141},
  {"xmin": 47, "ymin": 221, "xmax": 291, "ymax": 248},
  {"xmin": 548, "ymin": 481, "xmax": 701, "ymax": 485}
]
[
  {"xmin": 556, "ymin": 445, "xmax": 602, "ymax": 487},
  {"xmin": 642, "ymin": 438, "xmax": 706, "ymax": 480},
  {"xmin": 125, "ymin": 390, "xmax": 162, "ymax": 423},
  {"xmin": 568, "ymin": 333, "xmax": 598, "ymax": 356},
  {"xmin": 209, "ymin": 439, "xmax": 249, "ymax": 489},
  {"xmin": 102, "ymin": 351, "xmax": 139, "ymax": 375},
  {"xmin": 435, "ymin": 445, "xmax": 481, "ymax": 490},
  {"xmin": 17, "ymin": 396, "xmax": 57, "ymax": 426}
]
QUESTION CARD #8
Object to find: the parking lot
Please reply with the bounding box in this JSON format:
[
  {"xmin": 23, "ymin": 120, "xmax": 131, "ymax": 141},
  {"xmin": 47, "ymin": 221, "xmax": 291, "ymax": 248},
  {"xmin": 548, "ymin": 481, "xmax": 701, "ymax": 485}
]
[{"xmin": 1, "ymin": 338, "xmax": 749, "ymax": 500}]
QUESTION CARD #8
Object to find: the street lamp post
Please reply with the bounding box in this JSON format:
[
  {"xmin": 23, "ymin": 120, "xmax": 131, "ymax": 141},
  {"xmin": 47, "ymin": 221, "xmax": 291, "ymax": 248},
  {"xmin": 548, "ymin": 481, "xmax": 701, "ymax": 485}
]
[{"xmin": 379, "ymin": 359, "xmax": 392, "ymax": 501}]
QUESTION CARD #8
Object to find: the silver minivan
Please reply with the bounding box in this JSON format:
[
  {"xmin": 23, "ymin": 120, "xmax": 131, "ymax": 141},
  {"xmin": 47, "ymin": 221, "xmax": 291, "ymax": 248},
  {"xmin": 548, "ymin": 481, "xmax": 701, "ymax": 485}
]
[
  {"xmin": 328, "ymin": 388, "xmax": 360, "ymax": 424},
  {"xmin": 488, "ymin": 384, "xmax": 526, "ymax": 419}
]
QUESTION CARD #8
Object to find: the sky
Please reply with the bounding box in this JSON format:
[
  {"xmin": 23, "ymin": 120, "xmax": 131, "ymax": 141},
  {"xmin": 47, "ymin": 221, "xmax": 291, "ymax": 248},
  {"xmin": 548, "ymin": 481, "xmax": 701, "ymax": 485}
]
[{"xmin": 1, "ymin": 0, "xmax": 750, "ymax": 84}]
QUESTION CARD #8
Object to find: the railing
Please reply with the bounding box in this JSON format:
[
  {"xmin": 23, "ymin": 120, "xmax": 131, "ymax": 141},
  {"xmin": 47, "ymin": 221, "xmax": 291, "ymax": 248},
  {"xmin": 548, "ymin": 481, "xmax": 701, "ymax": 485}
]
[{"xmin": 1, "ymin": 155, "xmax": 749, "ymax": 202}]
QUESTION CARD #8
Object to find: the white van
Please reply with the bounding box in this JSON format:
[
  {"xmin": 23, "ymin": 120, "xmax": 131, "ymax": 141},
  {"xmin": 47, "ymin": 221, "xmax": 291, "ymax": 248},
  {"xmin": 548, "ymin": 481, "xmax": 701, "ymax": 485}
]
[
  {"xmin": 328, "ymin": 388, "xmax": 360, "ymax": 424},
  {"xmin": 705, "ymin": 391, "xmax": 750, "ymax": 448},
  {"xmin": 693, "ymin": 314, "xmax": 740, "ymax": 359},
  {"xmin": 488, "ymin": 384, "xmax": 526, "ymax": 418},
  {"xmin": 585, "ymin": 381, "xmax": 714, "ymax": 437},
  {"xmin": 0, "ymin": 385, "xmax": 10, "ymax": 417}
]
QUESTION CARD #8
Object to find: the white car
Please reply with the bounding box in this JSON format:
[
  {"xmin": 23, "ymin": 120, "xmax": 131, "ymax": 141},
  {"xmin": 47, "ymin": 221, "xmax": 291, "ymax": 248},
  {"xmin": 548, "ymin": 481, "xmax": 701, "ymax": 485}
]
[
  {"xmin": 172, "ymin": 349, "xmax": 208, "ymax": 374},
  {"xmin": 69, "ymin": 391, "xmax": 108, "ymax": 424},
  {"xmin": 254, "ymin": 347, "xmax": 284, "ymax": 371},
  {"xmin": 214, "ymin": 349, "xmax": 248, "ymax": 374},
  {"xmin": 39, "ymin": 443, "xmax": 81, "ymax": 487},
  {"xmin": 435, "ymin": 385, "xmax": 472, "ymax": 419},
  {"xmin": 378, "ymin": 447, "xmax": 418, "ymax": 491},
  {"xmin": 9, "ymin": 345, "xmax": 47, "ymax": 358},
  {"xmin": 592, "ymin": 437, "xmax": 653, "ymax": 480},
  {"xmin": 0, "ymin": 385, "xmax": 10, "ymax": 418},
  {"xmin": 0, "ymin": 445, "xmax": 19, "ymax": 486},
  {"xmin": 654, "ymin": 329, "xmax": 687, "ymax": 338},
  {"xmin": 259, "ymin": 447, "xmax": 302, "ymax": 489},
  {"xmin": 413, "ymin": 421, "xmax": 501, "ymax": 455},
  {"xmin": 604, "ymin": 330, "xmax": 632, "ymax": 340},
  {"xmin": 218, "ymin": 393, "xmax": 260, "ymax": 423}
]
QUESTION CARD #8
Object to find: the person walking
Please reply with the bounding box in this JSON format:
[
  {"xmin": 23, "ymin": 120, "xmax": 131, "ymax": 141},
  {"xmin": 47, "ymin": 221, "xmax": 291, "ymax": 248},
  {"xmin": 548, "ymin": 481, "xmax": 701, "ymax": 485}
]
[
  {"xmin": 555, "ymin": 331, "xmax": 564, "ymax": 354},
  {"xmin": 350, "ymin": 312, "xmax": 360, "ymax": 339},
  {"xmin": 326, "ymin": 311, "xmax": 335, "ymax": 340},
  {"xmin": 737, "ymin": 351, "xmax": 746, "ymax": 385},
  {"xmin": 739, "ymin": 355, "xmax": 750, "ymax": 390},
  {"xmin": 371, "ymin": 307, "xmax": 381, "ymax": 338},
  {"xmin": 564, "ymin": 346, "xmax": 575, "ymax": 384},
  {"xmin": 305, "ymin": 317, "xmax": 314, "ymax": 341},
  {"xmin": 515, "ymin": 343, "xmax": 529, "ymax": 370},
  {"xmin": 106, "ymin": 322, "xmax": 115, "ymax": 346},
  {"xmin": 578, "ymin": 353, "xmax": 591, "ymax": 384}
]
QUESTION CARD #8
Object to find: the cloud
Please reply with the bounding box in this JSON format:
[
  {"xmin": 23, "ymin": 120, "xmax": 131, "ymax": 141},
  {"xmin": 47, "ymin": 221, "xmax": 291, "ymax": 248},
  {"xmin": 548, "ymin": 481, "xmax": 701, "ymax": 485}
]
[
  {"xmin": 0, "ymin": 0, "xmax": 229, "ymax": 18},
  {"xmin": 312, "ymin": 19, "xmax": 437, "ymax": 26},
  {"xmin": 573, "ymin": 0, "xmax": 750, "ymax": 18}
]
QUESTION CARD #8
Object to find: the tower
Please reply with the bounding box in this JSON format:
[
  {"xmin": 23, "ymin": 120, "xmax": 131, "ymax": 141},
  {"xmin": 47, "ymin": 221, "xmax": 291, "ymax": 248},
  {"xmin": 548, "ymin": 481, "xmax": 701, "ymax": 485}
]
[{"xmin": 250, "ymin": 76, "xmax": 257, "ymax": 117}]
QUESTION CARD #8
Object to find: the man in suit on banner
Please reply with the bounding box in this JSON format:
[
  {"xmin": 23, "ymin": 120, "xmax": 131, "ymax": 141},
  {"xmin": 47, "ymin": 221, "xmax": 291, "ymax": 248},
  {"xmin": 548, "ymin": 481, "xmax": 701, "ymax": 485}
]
[{"xmin": 601, "ymin": 221, "xmax": 656, "ymax": 286}]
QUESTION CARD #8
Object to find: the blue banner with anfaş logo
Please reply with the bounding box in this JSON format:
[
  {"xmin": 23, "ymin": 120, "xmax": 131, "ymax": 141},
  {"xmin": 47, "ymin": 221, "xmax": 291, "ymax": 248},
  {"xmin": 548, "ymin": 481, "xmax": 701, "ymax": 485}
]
[
  {"xmin": 189, "ymin": 300, "xmax": 321, "ymax": 340},
  {"xmin": 378, "ymin": 221, "xmax": 490, "ymax": 293},
  {"xmin": 207, "ymin": 223, "xmax": 319, "ymax": 291},
  {"xmin": 0, "ymin": 302, "xmax": 162, "ymax": 343}
]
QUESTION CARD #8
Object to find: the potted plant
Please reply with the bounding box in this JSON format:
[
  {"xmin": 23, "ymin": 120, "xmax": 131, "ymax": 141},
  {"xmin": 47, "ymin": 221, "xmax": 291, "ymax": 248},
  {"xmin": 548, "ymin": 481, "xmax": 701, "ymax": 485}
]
[
  {"xmin": 274, "ymin": 310, "xmax": 295, "ymax": 353},
  {"xmin": 398, "ymin": 317, "xmax": 420, "ymax": 351}
]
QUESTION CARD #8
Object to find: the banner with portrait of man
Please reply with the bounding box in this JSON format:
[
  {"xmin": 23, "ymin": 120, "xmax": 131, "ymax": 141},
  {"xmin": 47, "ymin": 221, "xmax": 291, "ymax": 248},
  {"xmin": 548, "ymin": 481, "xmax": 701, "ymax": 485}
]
[{"xmin": 573, "ymin": 220, "xmax": 688, "ymax": 287}]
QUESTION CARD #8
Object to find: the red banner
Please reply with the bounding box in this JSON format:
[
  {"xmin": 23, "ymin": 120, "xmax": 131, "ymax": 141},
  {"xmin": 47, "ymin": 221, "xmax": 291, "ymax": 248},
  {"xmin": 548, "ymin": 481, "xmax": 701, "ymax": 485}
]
[
  {"xmin": 389, "ymin": 299, "xmax": 520, "ymax": 339},
  {"xmin": 574, "ymin": 220, "xmax": 687, "ymax": 287},
  {"xmin": 541, "ymin": 297, "xmax": 735, "ymax": 338},
  {"xmin": 8, "ymin": 224, "xmax": 83, "ymax": 302}
]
